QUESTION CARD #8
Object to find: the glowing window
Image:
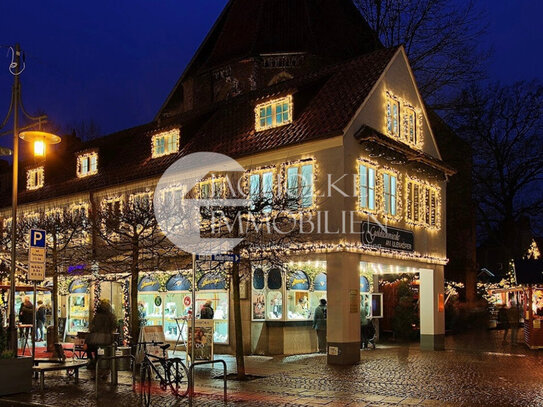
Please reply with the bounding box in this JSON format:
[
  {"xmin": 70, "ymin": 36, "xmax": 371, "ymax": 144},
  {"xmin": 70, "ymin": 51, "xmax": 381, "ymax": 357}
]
[
  {"xmin": 27, "ymin": 167, "xmax": 44, "ymax": 190},
  {"xmin": 152, "ymin": 129, "xmax": 180, "ymax": 158},
  {"xmin": 255, "ymin": 96, "xmax": 293, "ymax": 131},
  {"xmin": 77, "ymin": 152, "xmax": 98, "ymax": 177},
  {"xmin": 383, "ymin": 173, "xmax": 397, "ymax": 216},
  {"xmin": 359, "ymin": 164, "xmax": 376, "ymax": 211}
]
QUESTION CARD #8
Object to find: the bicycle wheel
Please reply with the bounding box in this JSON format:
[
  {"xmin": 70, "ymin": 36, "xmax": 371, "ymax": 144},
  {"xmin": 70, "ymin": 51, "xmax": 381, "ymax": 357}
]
[
  {"xmin": 165, "ymin": 358, "xmax": 190, "ymax": 397},
  {"xmin": 140, "ymin": 363, "xmax": 152, "ymax": 407}
]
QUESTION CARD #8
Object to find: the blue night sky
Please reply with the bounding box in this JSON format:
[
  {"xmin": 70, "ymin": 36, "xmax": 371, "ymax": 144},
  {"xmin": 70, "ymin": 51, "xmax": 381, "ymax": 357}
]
[{"xmin": 0, "ymin": 1, "xmax": 542, "ymax": 143}]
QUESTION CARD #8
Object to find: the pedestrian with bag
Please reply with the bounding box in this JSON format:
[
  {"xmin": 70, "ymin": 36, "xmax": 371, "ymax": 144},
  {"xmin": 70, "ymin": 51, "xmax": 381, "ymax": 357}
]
[
  {"xmin": 200, "ymin": 300, "xmax": 214, "ymax": 319},
  {"xmin": 86, "ymin": 299, "xmax": 117, "ymax": 380},
  {"xmin": 313, "ymin": 299, "xmax": 327, "ymax": 353}
]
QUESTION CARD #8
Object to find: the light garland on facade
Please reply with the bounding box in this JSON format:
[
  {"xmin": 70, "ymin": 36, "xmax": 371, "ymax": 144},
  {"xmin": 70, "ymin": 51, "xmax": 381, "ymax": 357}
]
[
  {"xmin": 243, "ymin": 241, "xmax": 448, "ymax": 265},
  {"xmin": 121, "ymin": 278, "xmax": 130, "ymax": 344},
  {"xmin": 526, "ymin": 239, "xmax": 541, "ymax": 260},
  {"xmin": 384, "ymin": 90, "xmax": 423, "ymax": 150},
  {"xmin": 405, "ymin": 175, "xmax": 441, "ymax": 230}
]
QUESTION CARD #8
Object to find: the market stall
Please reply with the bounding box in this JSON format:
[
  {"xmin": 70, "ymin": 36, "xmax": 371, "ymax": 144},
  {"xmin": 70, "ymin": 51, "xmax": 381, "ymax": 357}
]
[{"xmin": 515, "ymin": 259, "xmax": 543, "ymax": 349}]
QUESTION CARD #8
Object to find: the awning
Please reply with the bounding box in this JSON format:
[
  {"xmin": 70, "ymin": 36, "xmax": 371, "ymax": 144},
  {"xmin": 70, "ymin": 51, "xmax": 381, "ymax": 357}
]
[
  {"xmin": 514, "ymin": 259, "xmax": 543, "ymax": 285},
  {"xmin": 0, "ymin": 284, "xmax": 52, "ymax": 292}
]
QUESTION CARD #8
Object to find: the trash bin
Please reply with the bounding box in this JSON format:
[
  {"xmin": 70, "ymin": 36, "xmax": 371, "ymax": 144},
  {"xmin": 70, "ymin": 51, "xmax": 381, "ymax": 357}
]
[
  {"xmin": 46, "ymin": 326, "xmax": 54, "ymax": 352},
  {"xmin": 116, "ymin": 347, "xmax": 131, "ymax": 371}
]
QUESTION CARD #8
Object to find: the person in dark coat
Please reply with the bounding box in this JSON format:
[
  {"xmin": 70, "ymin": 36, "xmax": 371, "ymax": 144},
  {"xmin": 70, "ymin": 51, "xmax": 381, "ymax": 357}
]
[
  {"xmin": 313, "ymin": 299, "xmax": 327, "ymax": 353},
  {"xmin": 498, "ymin": 304, "xmax": 510, "ymax": 344},
  {"xmin": 36, "ymin": 300, "xmax": 47, "ymax": 341},
  {"xmin": 18, "ymin": 296, "xmax": 34, "ymax": 340},
  {"xmin": 86, "ymin": 299, "xmax": 117, "ymax": 378},
  {"xmin": 200, "ymin": 300, "xmax": 214, "ymax": 319}
]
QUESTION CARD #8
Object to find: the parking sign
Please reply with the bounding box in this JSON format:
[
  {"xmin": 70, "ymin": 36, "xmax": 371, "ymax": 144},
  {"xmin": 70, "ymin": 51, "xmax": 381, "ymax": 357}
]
[{"xmin": 28, "ymin": 229, "xmax": 46, "ymax": 281}]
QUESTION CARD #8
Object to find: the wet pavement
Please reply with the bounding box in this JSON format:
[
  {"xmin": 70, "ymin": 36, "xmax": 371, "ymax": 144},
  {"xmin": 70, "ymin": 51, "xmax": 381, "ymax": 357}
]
[{"xmin": 0, "ymin": 330, "xmax": 542, "ymax": 407}]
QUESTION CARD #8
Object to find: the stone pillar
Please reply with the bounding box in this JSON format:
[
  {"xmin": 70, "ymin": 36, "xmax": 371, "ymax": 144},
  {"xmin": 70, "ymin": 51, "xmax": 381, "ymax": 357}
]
[
  {"xmin": 326, "ymin": 251, "xmax": 360, "ymax": 365},
  {"xmin": 419, "ymin": 266, "xmax": 445, "ymax": 350}
]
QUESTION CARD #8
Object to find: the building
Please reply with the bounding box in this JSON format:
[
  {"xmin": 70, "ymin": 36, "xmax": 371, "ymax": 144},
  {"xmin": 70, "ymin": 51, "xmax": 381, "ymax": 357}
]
[{"xmin": 0, "ymin": 0, "xmax": 455, "ymax": 365}]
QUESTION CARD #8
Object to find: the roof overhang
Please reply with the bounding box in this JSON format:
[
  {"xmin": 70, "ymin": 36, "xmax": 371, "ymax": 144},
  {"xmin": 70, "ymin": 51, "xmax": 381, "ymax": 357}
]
[{"xmin": 354, "ymin": 126, "xmax": 456, "ymax": 181}]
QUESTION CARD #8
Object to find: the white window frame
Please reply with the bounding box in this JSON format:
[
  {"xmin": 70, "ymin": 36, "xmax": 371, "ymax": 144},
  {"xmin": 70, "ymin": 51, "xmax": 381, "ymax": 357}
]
[
  {"xmin": 152, "ymin": 129, "xmax": 180, "ymax": 158},
  {"xmin": 77, "ymin": 152, "xmax": 98, "ymax": 177},
  {"xmin": 255, "ymin": 95, "xmax": 293, "ymax": 131},
  {"xmin": 358, "ymin": 163, "xmax": 376, "ymax": 212}
]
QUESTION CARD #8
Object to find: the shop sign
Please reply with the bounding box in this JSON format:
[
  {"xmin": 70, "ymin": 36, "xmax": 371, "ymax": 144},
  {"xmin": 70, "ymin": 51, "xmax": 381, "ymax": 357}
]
[
  {"xmin": 289, "ymin": 271, "xmax": 309, "ymax": 290},
  {"xmin": 314, "ymin": 273, "xmax": 327, "ymax": 291},
  {"xmin": 67, "ymin": 264, "xmax": 87, "ymax": 275},
  {"xmin": 361, "ymin": 221, "xmax": 414, "ymax": 252},
  {"xmin": 69, "ymin": 279, "xmax": 88, "ymax": 294},
  {"xmin": 183, "ymin": 296, "xmax": 192, "ymax": 307},
  {"xmin": 138, "ymin": 276, "xmax": 160, "ymax": 292},
  {"xmin": 198, "ymin": 273, "xmax": 226, "ymax": 290},
  {"xmin": 166, "ymin": 274, "xmax": 191, "ymax": 291},
  {"xmin": 360, "ymin": 276, "xmax": 370, "ymax": 293}
]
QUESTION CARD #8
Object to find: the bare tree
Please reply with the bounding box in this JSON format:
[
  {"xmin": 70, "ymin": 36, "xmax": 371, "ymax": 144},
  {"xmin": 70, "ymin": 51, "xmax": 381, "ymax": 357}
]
[
  {"xmin": 194, "ymin": 172, "xmax": 308, "ymax": 379},
  {"xmin": 355, "ymin": 0, "xmax": 488, "ymax": 107},
  {"xmin": 94, "ymin": 191, "xmax": 176, "ymax": 344},
  {"xmin": 18, "ymin": 207, "xmax": 89, "ymax": 344},
  {"xmin": 452, "ymin": 81, "xmax": 543, "ymax": 268}
]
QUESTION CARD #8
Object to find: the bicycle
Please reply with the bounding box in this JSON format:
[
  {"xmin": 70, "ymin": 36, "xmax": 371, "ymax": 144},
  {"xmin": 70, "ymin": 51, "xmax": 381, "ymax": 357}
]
[{"xmin": 137, "ymin": 340, "xmax": 189, "ymax": 407}]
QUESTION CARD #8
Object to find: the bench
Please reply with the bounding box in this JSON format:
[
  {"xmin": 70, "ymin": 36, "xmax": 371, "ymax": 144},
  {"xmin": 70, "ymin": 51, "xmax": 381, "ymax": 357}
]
[{"xmin": 32, "ymin": 361, "xmax": 89, "ymax": 390}]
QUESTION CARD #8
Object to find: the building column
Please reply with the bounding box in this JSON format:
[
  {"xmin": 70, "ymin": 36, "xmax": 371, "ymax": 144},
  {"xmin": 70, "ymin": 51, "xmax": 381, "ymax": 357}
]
[
  {"xmin": 326, "ymin": 252, "xmax": 360, "ymax": 365},
  {"xmin": 419, "ymin": 266, "xmax": 445, "ymax": 350}
]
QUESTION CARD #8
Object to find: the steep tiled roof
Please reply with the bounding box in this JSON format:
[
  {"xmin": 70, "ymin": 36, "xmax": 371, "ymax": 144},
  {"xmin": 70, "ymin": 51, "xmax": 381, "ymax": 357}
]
[{"xmin": 4, "ymin": 47, "xmax": 399, "ymax": 208}]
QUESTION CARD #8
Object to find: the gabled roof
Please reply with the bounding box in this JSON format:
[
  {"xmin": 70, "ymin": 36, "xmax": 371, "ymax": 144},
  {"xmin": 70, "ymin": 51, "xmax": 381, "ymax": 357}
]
[
  {"xmin": 5, "ymin": 47, "xmax": 400, "ymax": 208},
  {"xmin": 157, "ymin": 0, "xmax": 382, "ymax": 118}
]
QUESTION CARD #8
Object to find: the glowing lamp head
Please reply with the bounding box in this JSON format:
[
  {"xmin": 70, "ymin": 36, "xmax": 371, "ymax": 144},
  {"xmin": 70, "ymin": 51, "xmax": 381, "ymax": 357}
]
[
  {"xmin": 34, "ymin": 140, "xmax": 46, "ymax": 157},
  {"xmin": 19, "ymin": 130, "xmax": 61, "ymax": 159}
]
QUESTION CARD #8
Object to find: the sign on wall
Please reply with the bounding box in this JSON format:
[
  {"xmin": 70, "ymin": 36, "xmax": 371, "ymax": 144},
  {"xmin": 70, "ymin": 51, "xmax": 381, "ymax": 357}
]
[
  {"xmin": 138, "ymin": 276, "xmax": 160, "ymax": 292},
  {"xmin": 314, "ymin": 273, "xmax": 327, "ymax": 291},
  {"xmin": 197, "ymin": 273, "xmax": 226, "ymax": 290},
  {"xmin": 166, "ymin": 274, "xmax": 191, "ymax": 291},
  {"xmin": 361, "ymin": 221, "xmax": 414, "ymax": 253},
  {"xmin": 68, "ymin": 279, "xmax": 89, "ymax": 294},
  {"xmin": 288, "ymin": 271, "xmax": 310, "ymax": 290}
]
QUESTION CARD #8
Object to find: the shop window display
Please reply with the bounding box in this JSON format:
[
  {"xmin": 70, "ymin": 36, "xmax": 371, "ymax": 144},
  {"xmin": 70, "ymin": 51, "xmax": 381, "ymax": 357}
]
[
  {"xmin": 287, "ymin": 271, "xmax": 311, "ymax": 320},
  {"xmin": 309, "ymin": 273, "xmax": 327, "ymax": 317},
  {"xmin": 197, "ymin": 273, "xmax": 229, "ymax": 344},
  {"xmin": 164, "ymin": 274, "xmax": 192, "ymax": 341},
  {"xmin": 137, "ymin": 276, "xmax": 162, "ymax": 328},
  {"xmin": 67, "ymin": 279, "xmax": 89, "ymax": 335}
]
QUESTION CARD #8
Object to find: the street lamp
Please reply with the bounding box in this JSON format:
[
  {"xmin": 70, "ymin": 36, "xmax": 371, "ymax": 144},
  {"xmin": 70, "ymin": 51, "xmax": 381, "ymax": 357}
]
[{"xmin": 0, "ymin": 44, "xmax": 61, "ymax": 353}]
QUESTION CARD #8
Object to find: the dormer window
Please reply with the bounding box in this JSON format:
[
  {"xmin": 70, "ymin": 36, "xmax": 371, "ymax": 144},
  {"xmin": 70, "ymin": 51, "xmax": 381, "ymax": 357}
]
[
  {"xmin": 27, "ymin": 167, "xmax": 44, "ymax": 190},
  {"xmin": 152, "ymin": 129, "xmax": 180, "ymax": 158},
  {"xmin": 255, "ymin": 95, "xmax": 293, "ymax": 131},
  {"xmin": 77, "ymin": 152, "xmax": 98, "ymax": 178}
]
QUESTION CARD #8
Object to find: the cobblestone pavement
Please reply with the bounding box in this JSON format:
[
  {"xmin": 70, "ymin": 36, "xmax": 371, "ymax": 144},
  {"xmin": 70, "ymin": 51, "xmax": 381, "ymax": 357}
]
[{"xmin": 1, "ymin": 330, "xmax": 542, "ymax": 407}]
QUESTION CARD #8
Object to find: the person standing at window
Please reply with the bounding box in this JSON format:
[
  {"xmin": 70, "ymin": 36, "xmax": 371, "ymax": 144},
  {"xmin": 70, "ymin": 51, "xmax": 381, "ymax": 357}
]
[
  {"xmin": 200, "ymin": 300, "xmax": 214, "ymax": 319},
  {"xmin": 313, "ymin": 299, "xmax": 327, "ymax": 353},
  {"xmin": 36, "ymin": 300, "xmax": 46, "ymax": 342}
]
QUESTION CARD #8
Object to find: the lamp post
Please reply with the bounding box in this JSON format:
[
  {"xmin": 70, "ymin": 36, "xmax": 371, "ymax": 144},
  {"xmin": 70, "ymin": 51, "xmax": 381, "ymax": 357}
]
[{"xmin": 0, "ymin": 44, "xmax": 61, "ymax": 352}]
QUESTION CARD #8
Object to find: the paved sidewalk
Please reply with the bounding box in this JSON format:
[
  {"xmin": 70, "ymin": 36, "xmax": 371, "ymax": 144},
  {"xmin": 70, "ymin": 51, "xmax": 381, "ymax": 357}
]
[{"xmin": 1, "ymin": 330, "xmax": 542, "ymax": 407}]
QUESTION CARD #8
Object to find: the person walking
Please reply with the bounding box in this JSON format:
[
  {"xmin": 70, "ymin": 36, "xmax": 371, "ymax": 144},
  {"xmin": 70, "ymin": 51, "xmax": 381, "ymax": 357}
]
[
  {"xmin": 36, "ymin": 300, "xmax": 47, "ymax": 342},
  {"xmin": 18, "ymin": 296, "xmax": 34, "ymax": 342},
  {"xmin": 313, "ymin": 299, "xmax": 327, "ymax": 353},
  {"xmin": 498, "ymin": 304, "xmax": 510, "ymax": 344},
  {"xmin": 508, "ymin": 301, "xmax": 521, "ymax": 345},
  {"xmin": 200, "ymin": 300, "xmax": 214, "ymax": 319},
  {"xmin": 86, "ymin": 299, "xmax": 117, "ymax": 380}
]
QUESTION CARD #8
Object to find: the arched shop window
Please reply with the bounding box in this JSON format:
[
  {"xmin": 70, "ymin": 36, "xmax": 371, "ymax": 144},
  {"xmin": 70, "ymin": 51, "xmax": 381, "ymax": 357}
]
[
  {"xmin": 360, "ymin": 276, "xmax": 370, "ymax": 293},
  {"xmin": 252, "ymin": 268, "xmax": 266, "ymax": 320},
  {"xmin": 67, "ymin": 279, "xmax": 89, "ymax": 335},
  {"xmin": 196, "ymin": 273, "xmax": 229, "ymax": 344},
  {"xmin": 137, "ymin": 276, "xmax": 162, "ymax": 328},
  {"xmin": 266, "ymin": 268, "xmax": 283, "ymax": 319},
  {"xmin": 164, "ymin": 274, "xmax": 192, "ymax": 341},
  {"xmin": 253, "ymin": 268, "xmax": 265, "ymax": 290},
  {"xmin": 252, "ymin": 266, "xmax": 327, "ymax": 322},
  {"xmin": 287, "ymin": 270, "xmax": 311, "ymax": 320}
]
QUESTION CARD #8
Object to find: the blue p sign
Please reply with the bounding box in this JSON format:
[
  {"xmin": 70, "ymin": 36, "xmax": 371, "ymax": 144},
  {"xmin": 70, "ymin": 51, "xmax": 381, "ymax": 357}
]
[{"xmin": 30, "ymin": 229, "xmax": 46, "ymax": 248}]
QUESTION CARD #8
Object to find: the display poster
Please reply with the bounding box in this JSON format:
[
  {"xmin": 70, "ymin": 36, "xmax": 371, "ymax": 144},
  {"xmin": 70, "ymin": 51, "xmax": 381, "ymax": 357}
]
[
  {"xmin": 252, "ymin": 291, "xmax": 265, "ymax": 320},
  {"xmin": 187, "ymin": 319, "xmax": 214, "ymax": 361},
  {"xmin": 138, "ymin": 325, "xmax": 167, "ymax": 362}
]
